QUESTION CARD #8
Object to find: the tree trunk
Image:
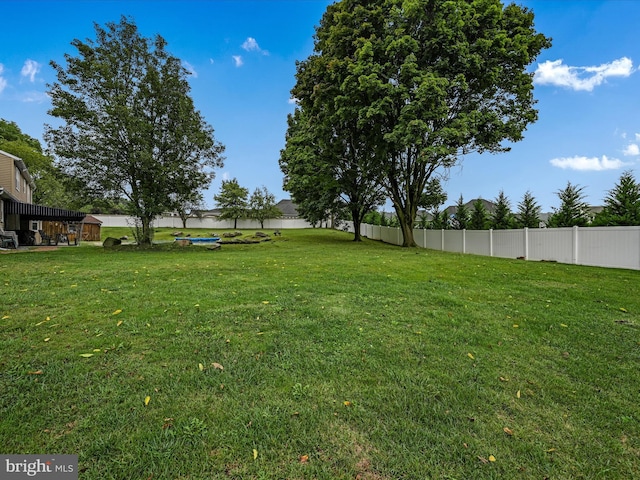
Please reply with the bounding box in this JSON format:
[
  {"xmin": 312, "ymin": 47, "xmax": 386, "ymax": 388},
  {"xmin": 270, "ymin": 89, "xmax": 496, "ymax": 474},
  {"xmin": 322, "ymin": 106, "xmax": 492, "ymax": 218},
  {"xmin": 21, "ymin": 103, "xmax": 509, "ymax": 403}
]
[
  {"xmin": 140, "ymin": 216, "xmax": 153, "ymax": 246},
  {"xmin": 351, "ymin": 207, "xmax": 363, "ymax": 241},
  {"xmin": 233, "ymin": 217, "xmax": 238, "ymax": 229},
  {"xmin": 399, "ymin": 220, "xmax": 417, "ymax": 247}
]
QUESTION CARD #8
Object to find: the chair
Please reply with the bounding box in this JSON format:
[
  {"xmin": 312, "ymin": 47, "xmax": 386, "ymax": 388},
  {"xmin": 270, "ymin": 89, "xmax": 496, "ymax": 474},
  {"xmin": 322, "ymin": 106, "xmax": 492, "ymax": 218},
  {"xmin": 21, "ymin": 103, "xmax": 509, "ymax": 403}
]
[
  {"xmin": 39, "ymin": 230, "xmax": 52, "ymax": 246},
  {"xmin": 0, "ymin": 229, "xmax": 18, "ymax": 249}
]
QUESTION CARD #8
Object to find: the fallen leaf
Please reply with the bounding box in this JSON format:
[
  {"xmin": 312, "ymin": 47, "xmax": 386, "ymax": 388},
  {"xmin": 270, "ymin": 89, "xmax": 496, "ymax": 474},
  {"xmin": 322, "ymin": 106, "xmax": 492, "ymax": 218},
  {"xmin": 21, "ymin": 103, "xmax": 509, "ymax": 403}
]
[
  {"xmin": 546, "ymin": 448, "xmax": 556, "ymax": 453},
  {"xmin": 199, "ymin": 363, "xmax": 204, "ymax": 371},
  {"xmin": 113, "ymin": 309, "xmax": 122, "ymax": 315},
  {"xmin": 467, "ymin": 353, "xmax": 475, "ymax": 360},
  {"xmin": 117, "ymin": 320, "xmax": 123, "ymax": 327},
  {"xmin": 503, "ymin": 427, "xmax": 514, "ymax": 436},
  {"xmin": 212, "ymin": 362, "xmax": 224, "ymax": 371},
  {"xmin": 2, "ymin": 315, "xmax": 10, "ymax": 319},
  {"xmin": 144, "ymin": 396, "xmax": 151, "ymax": 406},
  {"xmin": 44, "ymin": 338, "xmax": 50, "ymax": 342},
  {"xmin": 513, "ymin": 324, "xmax": 519, "ymax": 328},
  {"xmin": 253, "ymin": 449, "xmax": 258, "ymax": 460},
  {"xmin": 79, "ymin": 353, "xmax": 94, "ymax": 358},
  {"xmin": 35, "ymin": 317, "xmax": 51, "ymax": 326},
  {"xmin": 478, "ymin": 456, "xmax": 489, "ymax": 464},
  {"xmin": 299, "ymin": 454, "xmax": 309, "ymax": 463},
  {"xmin": 516, "ymin": 390, "xmax": 521, "ymax": 399},
  {"xmin": 499, "ymin": 376, "xmax": 509, "ymax": 382},
  {"xmin": 262, "ymin": 301, "xmax": 270, "ymax": 304},
  {"xmin": 620, "ymin": 307, "xmax": 628, "ymax": 313},
  {"xmin": 28, "ymin": 370, "xmax": 43, "ymax": 375},
  {"xmin": 489, "ymin": 455, "xmax": 496, "ymax": 462},
  {"xmin": 560, "ymin": 323, "xmax": 568, "ymax": 328},
  {"xmin": 343, "ymin": 401, "xmax": 352, "ymax": 407},
  {"xmin": 93, "ymin": 349, "xmax": 101, "ymax": 352}
]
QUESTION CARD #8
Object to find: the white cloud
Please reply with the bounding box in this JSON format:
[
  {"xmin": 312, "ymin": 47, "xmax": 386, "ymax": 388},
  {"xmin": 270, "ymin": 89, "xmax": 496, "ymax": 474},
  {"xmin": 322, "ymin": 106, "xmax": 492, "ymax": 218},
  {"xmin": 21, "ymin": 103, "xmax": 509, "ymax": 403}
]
[
  {"xmin": 550, "ymin": 155, "xmax": 628, "ymax": 171},
  {"xmin": 0, "ymin": 64, "xmax": 7, "ymax": 94},
  {"xmin": 288, "ymin": 97, "xmax": 299, "ymax": 105},
  {"xmin": 534, "ymin": 57, "xmax": 634, "ymax": 91},
  {"xmin": 241, "ymin": 37, "xmax": 269, "ymax": 55},
  {"xmin": 21, "ymin": 59, "xmax": 41, "ymax": 82},
  {"xmin": 232, "ymin": 55, "xmax": 243, "ymax": 67},
  {"xmin": 182, "ymin": 61, "xmax": 197, "ymax": 78},
  {"xmin": 623, "ymin": 143, "xmax": 640, "ymax": 156}
]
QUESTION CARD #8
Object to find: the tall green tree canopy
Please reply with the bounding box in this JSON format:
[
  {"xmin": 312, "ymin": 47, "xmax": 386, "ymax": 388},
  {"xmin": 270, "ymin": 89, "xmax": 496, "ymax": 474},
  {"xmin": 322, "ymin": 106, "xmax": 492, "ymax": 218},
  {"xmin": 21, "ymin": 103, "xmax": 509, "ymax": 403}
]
[
  {"xmin": 516, "ymin": 190, "xmax": 541, "ymax": 228},
  {"xmin": 491, "ymin": 190, "xmax": 514, "ymax": 229},
  {"xmin": 295, "ymin": 0, "xmax": 550, "ymax": 246},
  {"xmin": 45, "ymin": 16, "xmax": 224, "ymax": 245}
]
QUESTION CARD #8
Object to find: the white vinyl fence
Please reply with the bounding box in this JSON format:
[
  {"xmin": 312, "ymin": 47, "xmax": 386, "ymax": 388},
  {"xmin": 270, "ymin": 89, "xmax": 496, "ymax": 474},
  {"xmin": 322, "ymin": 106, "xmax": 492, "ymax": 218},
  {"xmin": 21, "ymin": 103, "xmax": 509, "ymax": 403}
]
[
  {"xmin": 360, "ymin": 224, "xmax": 640, "ymax": 271},
  {"xmin": 93, "ymin": 214, "xmax": 313, "ymax": 230}
]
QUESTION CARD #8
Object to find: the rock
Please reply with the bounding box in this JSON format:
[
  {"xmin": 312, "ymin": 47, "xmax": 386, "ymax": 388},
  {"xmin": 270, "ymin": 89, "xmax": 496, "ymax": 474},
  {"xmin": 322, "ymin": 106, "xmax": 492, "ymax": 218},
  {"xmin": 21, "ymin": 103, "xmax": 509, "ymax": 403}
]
[
  {"xmin": 171, "ymin": 231, "xmax": 183, "ymax": 237},
  {"xmin": 206, "ymin": 243, "xmax": 222, "ymax": 250},
  {"xmin": 255, "ymin": 231, "xmax": 269, "ymax": 238},
  {"xmin": 103, "ymin": 237, "xmax": 122, "ymax": 247},
  {"xmin": 120, "ymin": 235, "xmax": 128, "ymax": 240},
  {"xmin": 175, "ymin": 239, "xmax": 192, "ymax": 247},
  {"xmin": 222, "ymin": 232, "xmax": 242, "ymax": 238}
]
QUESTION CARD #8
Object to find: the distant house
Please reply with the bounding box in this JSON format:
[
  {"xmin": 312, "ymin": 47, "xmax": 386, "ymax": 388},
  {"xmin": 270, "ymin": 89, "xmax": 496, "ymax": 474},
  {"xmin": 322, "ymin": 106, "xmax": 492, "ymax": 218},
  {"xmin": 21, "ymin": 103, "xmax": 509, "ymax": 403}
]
[
  {"xmin": 0, "ymin": 149, "xmax": 86, "ymax": 246},
  {"xmin": 275, "ymin": 199, "xmax": 300, "ymax": 219},
  {"xmin": 443, "ymin": 198, "xmax": 498, "ymax": 217}
]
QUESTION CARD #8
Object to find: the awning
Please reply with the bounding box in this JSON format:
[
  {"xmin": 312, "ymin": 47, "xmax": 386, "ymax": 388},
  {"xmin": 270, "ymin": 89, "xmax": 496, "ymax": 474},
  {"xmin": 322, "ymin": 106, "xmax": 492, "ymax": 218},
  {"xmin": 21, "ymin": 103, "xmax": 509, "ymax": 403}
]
[{"xmin": 4, "ymin": 201, "xmax": 86, "ymax": 222}]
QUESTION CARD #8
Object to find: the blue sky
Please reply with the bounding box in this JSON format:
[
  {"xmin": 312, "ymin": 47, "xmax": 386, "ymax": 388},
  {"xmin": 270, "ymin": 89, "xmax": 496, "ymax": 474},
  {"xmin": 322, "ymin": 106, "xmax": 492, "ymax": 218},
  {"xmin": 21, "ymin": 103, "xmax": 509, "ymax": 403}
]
[{"xmin": 1, "ymin": 1, "xmax": 639, "ymax": 212}]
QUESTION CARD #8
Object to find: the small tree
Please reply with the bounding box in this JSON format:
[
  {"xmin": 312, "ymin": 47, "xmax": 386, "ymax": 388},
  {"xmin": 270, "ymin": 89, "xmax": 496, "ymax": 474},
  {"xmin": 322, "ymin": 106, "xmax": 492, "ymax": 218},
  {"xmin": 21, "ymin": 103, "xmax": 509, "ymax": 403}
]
[
  {"xmin": 491, "ymin": 190, "xmax": 515, "ymax": 229},
  {"xmin": 214, "ymin": 178, "xmax": 248, "ymax": 229},
  {"xmin": 516, "ymin": 190, "xmax": 542, "ymax": 228},
  {"xmin": 174, "ymin": 191, "xmax": 204, "ymax": 229},
  {"xmin": 469, "ymin": 199, "xmax": 489, "ymax": 230},
  {"xmin": 429, "ymin": 210, "xmax": 449, "ymax": 230},
  {"xmin": 592, "ymin": 171, "xmax": 640, "ymax": 226},
  {"xmin": 248, "ymin": 186, "xmax": 282, "ymax": 229},
  {"xmin": 452, "ymin": 195, "xmax": 470, "ymax": 230},
  {"xmin": 547, "ymin": 182, "xmax": 590, "ymax": 227}
]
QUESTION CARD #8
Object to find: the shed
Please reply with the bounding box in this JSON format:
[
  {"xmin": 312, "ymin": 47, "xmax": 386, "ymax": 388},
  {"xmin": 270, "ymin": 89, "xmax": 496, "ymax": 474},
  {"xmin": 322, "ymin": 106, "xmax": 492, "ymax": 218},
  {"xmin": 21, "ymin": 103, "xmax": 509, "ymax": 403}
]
[{"xmin": 80, "ymin": 215, "xmax": 102, "ymax": 241}]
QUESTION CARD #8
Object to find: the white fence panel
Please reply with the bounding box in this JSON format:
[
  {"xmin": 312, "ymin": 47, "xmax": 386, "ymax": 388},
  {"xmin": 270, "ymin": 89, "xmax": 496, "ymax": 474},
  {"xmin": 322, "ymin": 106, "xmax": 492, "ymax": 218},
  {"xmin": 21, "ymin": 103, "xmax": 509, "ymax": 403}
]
[
  {"xmin": 93, "ymin": 214, "xmax": 313, "ymax": 230},
  {"xmin": 492, "ymin": 229, "xmax": 525, "ymax": 259},
  {"xmin": 465, "ymin": 230, "xmax": 491, "ymax": 256},
  {"xmin": 578, "ymin": 226, "xmax": 640, "ymax": 269},
  {"xmin": 443, "ymin": 230, "xmax": 464, "ymax": 253},
  {"xmin": 425, "ymin": 230, "xmax": 444, "ymax": 250},
  {"xmin": 527, "ymin": 228, "xmax": 574, "ymax": 263}
]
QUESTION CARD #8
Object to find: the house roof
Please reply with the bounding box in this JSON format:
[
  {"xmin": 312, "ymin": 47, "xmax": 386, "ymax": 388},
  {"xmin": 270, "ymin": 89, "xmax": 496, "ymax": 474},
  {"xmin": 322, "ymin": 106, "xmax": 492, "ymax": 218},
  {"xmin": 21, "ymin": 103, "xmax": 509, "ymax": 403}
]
[
  {"xmin": 4, "ymin": 200, "xmax": 85, "ymax": 222},
  {"xmin": 444, "ymin": 198, "xmax": 498, "ymax": 216},
  {"xmin": 83, "ymin": 215, "xmax": 103, "ymax": 225},
  {"xmin": 276, "ymin": 199, "xmax": 299, "ymax": 217}
]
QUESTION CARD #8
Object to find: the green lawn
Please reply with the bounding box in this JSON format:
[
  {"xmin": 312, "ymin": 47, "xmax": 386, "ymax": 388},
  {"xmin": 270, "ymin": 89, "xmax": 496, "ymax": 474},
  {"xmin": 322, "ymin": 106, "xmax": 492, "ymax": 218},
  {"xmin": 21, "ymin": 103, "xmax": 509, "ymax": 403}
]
[{"xmin": 1, "ymin": 229, "xmax": 639, "ymax": 479}]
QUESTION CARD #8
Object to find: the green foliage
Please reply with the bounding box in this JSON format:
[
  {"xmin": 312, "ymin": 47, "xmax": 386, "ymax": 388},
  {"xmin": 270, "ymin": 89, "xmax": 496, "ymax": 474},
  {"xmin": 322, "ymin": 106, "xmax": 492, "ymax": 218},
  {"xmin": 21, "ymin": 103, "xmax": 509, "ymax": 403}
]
[
  {"xmin": 429, "ymin": 210, "xmax": 449, "ymax": 230},
  {"xmin": 592, "ymin": 170, "xmax": 640, "ymax": 226},
  {"xmin": 248, "ymin": 186, "xmax": 282, "ymax": 229},
  {"xmin": 547, "ymin": 182, "xmax": 590, "ymax": 227},
  {"xmin": 516, "ymin": 190, "xmax": 542, "ymax": 228},
  {"xmin": 469, "ymin": 199, "xmax": 489, "ymax": 230},
  {"xmin": 46, "ymin": 16, "xmax": 224, "ymax": 245},
  {"xmin": 213, "ymin": 178, "xmax": 248, "ymax": 229},
  {"xmin": 452, "ymin": 195, "xmax": 469, "ymax": 230},
  {"xmin": 490, "ymin": 190, "xmax": 515, "ymax": 229},
  {"xmin": 301, "ymin": 0, "xmax": 550, "ymax": 246}
]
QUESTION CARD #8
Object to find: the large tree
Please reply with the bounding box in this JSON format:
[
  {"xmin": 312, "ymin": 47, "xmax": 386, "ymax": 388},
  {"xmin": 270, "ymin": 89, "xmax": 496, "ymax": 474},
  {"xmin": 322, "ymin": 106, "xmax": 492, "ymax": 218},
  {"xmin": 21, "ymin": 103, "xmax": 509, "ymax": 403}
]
[
  {"xmin": 214, "ymin": 178, "xmax": 248, "ymax": 229},
  {"xmin": 297, "ymin": 0, "xmax": 549, "ymax": 246},
  {"xmin": 45, "ymin": 16, "xmax": 224, "ymax": 245},
  {"xmin": 490, "ymin": 190, "xmax": 515, "ymax": 229},
  {"xmin": 280, "ymin": 96, "xmax": 385, "ymax": 241},
  {"xmin": 516, "ymin": 190, "xmax": 541, "ymax": 228}
]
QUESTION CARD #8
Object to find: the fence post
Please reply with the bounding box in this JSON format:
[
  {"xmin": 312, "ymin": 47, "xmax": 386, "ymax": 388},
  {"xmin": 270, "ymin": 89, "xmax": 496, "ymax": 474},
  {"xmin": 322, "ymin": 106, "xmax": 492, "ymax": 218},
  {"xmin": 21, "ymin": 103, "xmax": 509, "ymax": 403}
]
[
  {"xmin": 489, "ymin": 229, "xmax": 494, "ymax": 257},
  {"xmin": 524, "ymin": 227, "xmax": 529, "ymax": 260},
  {"xmin": 441, "ymin": 229, "xmax": 445, "ymax": 251},
  {"xmin": 462, "ymin": 229, "xmax": 466, "ymax": 254},
  {"xmin": 573, "ymin": 226, "xmax": 579, "ymax": 265}
]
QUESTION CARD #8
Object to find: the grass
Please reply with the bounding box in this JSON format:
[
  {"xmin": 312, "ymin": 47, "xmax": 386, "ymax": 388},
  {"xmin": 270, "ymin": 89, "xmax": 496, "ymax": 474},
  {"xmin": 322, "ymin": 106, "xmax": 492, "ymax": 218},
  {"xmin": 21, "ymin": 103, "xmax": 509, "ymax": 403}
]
[{"xmin": 1, "ymin": 228, "xmax": 639, "ymax": 479}]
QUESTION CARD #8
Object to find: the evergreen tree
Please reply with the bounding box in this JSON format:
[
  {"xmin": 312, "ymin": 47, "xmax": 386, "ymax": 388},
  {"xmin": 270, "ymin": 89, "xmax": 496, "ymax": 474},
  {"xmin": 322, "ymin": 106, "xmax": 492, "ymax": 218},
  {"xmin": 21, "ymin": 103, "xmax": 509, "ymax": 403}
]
[
  {"xmin": 453, "ymin": 195, "xmax": 470, "ymax": 230},
  {"xmin": 592, "ymin": 171, "xmax": 640, "ymax": 226},
  {"xmin": 547, "ymin": 182, "xmax": 590, "ymax": 227},
  {"xmin": 516, "ymin": 190, "xmax": 542, "ymax": 228},
  {"xmin": 469, "ymin": 199, "xmax": 489, "ymax": 229},
  {"xmin": 491, "ymin": 190, "xmax": 514, "ymax": 229}
]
